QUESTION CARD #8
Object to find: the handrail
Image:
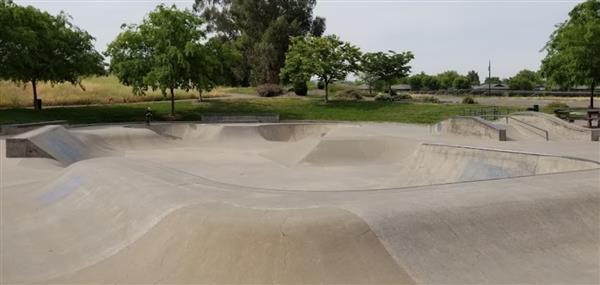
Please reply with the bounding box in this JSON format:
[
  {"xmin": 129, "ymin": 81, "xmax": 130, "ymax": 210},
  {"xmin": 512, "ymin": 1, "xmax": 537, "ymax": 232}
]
[{"xmin": 506, "ymin": 116, "xmax": 549, "ymax": 141}]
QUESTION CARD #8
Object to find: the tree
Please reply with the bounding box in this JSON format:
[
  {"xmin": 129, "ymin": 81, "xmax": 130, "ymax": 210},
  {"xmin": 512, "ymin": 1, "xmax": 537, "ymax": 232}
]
[
  {"xmin": 541, "ymin": 0, "xmax": 600, "ymax": 108},
  {"xmin": 484, "ymin": 77, "xmax": 501, "ymax": 84},
  {"xmin": 467, "ymin": 70, "xmax": 480, "ymax": 85},
  {"xmin": 362, "ymin": 51, "xmax": 414, "ymax": 95},
  {"xmin": 194, "ymin": 0, "xmax": 326, "ymax": 85},
  {"xmin": 408, "ymin": 72, "xmax": 426, "ymax": 91},
  {"xmin": 422, "ymin": 74, "xmax": 441, "ymax": 90},
  {"xmin": 106, "ymin": 5, "xmax": 217, "ymax": 116},
  {"xmin": 359, "ymin": 72, "xmax": 379, "ymax": 94},
  {"xmin": 453, "ymin": 76, "xmax": 472, "ymax": 90},
  {"xmin": 508, "ymin": 69, "xmax": 541, "ymax": 90},
  {"xmin": 437, "ymin": 71, "xmax": 461, "ymax": 89},
  {"xmin": 0, "ymin": 0, "xmax": 104, "ymax": 110},
  {"xmin": 281, "ymin": 35, "xmax": 361, "ymax": 103}
]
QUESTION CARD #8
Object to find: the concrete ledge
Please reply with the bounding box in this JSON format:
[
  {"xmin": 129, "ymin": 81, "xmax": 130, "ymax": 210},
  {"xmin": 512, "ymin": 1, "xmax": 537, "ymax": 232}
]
[
  {"xmin": 1, "ymin": 120, "xmax": 68, "ymax": 135},
  {"xmin": 201, "ymin": 114, "xmax": 279, "ymax": 123},
  {"xmin": 434, "ymin": 116, "xmax": 507, "ymax": 141}
]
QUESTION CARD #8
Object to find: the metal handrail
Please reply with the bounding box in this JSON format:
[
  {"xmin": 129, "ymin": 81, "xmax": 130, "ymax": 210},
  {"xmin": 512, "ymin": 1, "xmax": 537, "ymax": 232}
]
[{"xmin": 506, "ymin": 116, "xmax": 549, "ymax": 141}]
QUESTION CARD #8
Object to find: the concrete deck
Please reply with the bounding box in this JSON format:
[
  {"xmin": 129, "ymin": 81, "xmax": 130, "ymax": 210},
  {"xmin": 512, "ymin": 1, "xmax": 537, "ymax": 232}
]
[{"xmin": 1, "ymin": 122, "xmax": 599, "ymax": 284}]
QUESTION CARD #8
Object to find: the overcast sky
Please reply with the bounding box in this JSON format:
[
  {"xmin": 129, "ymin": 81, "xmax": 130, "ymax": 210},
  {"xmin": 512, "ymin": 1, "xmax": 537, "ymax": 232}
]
[{"xmin": 15, "ymin": 0, "xmax": 581, "ymax": 79}]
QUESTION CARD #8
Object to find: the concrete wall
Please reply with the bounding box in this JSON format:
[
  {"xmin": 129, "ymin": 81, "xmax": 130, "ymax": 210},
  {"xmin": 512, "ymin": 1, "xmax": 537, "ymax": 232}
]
[{"xmin": 434, "ymin": 116, "xmax": 507, "ymax": 141}]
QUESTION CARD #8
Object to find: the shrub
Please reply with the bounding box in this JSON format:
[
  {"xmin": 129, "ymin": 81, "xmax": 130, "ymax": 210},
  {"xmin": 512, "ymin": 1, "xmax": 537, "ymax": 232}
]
[
  {"xmin": 293, "ymin": 81, "xmax": 308, "ymax": 96},
  {"xmin": 462, "ymin": 96, "xmax": 478, "ymax": 104},
  {"xmin": 395, "ymin": 93, "xmax": 412, "ymax": 100},
  {"xmin": 544, "ymin": 101, "xmax": 569, "ymax": 113},
  {"xmin": 317, "ymin": 80, "xmax": 325, "ymax": 90},
  {"xmin": 374, "ymin": 93, "xmax": 393, "ymax": 102},
  {"xmin": 417, "ymin": 96, "xmax": 440, "ymax": 103},
  {"xmin": 256, "ymin": 84, "xmax": 283, "ymax": 97},
  {"xmin": 335, "ymin": 89, "xmax": 364, "ymax": 101}
]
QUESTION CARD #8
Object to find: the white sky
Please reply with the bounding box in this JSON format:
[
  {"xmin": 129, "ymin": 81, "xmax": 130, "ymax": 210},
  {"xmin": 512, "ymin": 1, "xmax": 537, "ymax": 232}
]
[{"xmin": 15, "ymin": 0, "xmax": 581, "ymax": 79}]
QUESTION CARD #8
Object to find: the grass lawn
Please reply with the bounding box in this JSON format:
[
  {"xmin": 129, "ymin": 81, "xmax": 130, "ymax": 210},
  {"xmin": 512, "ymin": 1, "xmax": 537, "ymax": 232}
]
[{"xmin": 0, "ymin": 97, "xmax": 518, "ymax": 125}]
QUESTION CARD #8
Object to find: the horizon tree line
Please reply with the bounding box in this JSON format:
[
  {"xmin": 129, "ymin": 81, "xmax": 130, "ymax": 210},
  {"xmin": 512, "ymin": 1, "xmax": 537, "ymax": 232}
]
[{"xmin": 1, "ymin": 0, "xmax": 598, "ymax": 111}]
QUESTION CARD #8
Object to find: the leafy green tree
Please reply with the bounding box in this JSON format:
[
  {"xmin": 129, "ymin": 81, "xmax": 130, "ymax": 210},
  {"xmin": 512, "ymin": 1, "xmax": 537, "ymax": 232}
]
[
  {"xmin": 437, "ymin": 71, "xmax": 461, "ymax": 89},
  {"xmin": 0, "ymin": 0, "xmax": 104, "ymax": 110},
  {"xmin": 423, "ymin": 74, "xmax": 441, "ymax": 90},
  {"xmin": 467, "ymin": 70, "xmax": 480, "ymax": 85},
  {"xmin": 453, "ymin": 76, "xmax": 472, "ymax": 90},
  {"xmin": 408, "ymin": 73, "xmax": 425, "ymax": 91},
  {"xmin": 281, "ymin": 35, "xmax": 361, "ymax": 103},
  {"xmin": 508, "ymin": 69, "xmax": 541, "ymax": 90},
  {"xmin": 362, "ymin": 51, "xmax": 414, "ymax": 95},
  {"xmin": 194, "ymin": 0, "xmax": 325, "ymax": 85},
  {"xmin": 541, "ymin": 0, "xmax": 600, "ymax": 108},
  {"xmin": 484, "ymin": 77, "xmax": 501, "ymax": 84},
  {"xmin": 359, "ymin": 72, "xmax": 379, "ymax": 94},
  {"xmin": 204, "ymin": 36, "xmax": 245, "ymax": 88},
  {"xmin": 106, "ymin": 5, "xmax": 217, "ymax": 116}
]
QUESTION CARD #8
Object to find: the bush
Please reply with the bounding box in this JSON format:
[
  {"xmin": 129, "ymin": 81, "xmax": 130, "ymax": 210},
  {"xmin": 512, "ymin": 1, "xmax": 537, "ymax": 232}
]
[
  {"xmin": 395, "ymin": 93, "xmax": 412, "ymax": 100},
  {"xmin": 335, "ymin": 89, "xmax": 364, "ymax": 101},
  {"xmin": 416, "ymin": 96, "xmax": 440, "ymax": 103},
  {"xmin": 317, "ymin": 80, "xmax": 325, "ymax": 90},
  {"xmin": 544, "ymin": 101, "xmax": 569, "ymax": 113},
  {"xmin": 256, "ymin": 84, "xmax": 283, "ymax": 97},
  {"xmin": 374, "ymin": 93, "xmax": 393, "ymax": 102},
  {"xmin": 462, "ymin": 96, "xmax": 478, "ymax": 104},
  {"xmin": 293, "ymin": 81, "xmax": 308, "ymax": 96}
]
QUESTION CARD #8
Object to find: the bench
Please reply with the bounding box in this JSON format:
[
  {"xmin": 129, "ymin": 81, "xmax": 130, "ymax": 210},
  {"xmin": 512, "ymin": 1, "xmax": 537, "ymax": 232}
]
[{"xmin": 0, "ymin": 120, "xmax": 69, "ymax": 135}]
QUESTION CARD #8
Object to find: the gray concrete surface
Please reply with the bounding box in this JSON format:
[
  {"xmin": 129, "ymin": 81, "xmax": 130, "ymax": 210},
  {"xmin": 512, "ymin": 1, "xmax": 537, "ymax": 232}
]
[
  {"xmin": 434, "ymin": 116, "xmax": 507, "ymax": 141},
  {"xmin": 1, "ymin": 122, "xmax": 599, "ymax": 284}
]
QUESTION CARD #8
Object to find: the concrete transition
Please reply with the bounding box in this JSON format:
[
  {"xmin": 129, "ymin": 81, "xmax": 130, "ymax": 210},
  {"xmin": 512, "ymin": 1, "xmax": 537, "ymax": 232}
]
[
  {"xmin": 2, "ymin": 121, "xmax": 599, "ymax": 284},
  {"xmin": 436, "ymin": 112, "xmax": 600, "ymax": 141}
]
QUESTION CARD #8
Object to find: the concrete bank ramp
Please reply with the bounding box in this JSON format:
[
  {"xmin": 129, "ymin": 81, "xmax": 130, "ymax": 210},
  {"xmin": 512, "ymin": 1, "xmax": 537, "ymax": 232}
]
[
  {"xmin": 49, "ymin": 204, "xmax": 414, "ymax": 284},
  {"xmin": 300, "ymin": 137, "xmax": 421, "ymax": 166},
  {"xmin": 508, "ymin": 112, "xmax": 600, "ymax": 141},
  {"xmin": 2, "ymin": 157, "xmax": 414, "ymax": 284},
  {"xmin": 6, "ymin": 125, "xmax": 114, "ymax": 165},
  {"xmin": 398, "ymin": 143, "xmax": 600, "ymax": 186}
]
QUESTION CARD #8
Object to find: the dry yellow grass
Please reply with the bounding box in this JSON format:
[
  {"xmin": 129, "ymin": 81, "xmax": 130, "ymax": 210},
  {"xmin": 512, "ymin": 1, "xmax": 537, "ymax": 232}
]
[{"xmin": 0, "ymin": 76, "xmax": 224, "ymax": 108}]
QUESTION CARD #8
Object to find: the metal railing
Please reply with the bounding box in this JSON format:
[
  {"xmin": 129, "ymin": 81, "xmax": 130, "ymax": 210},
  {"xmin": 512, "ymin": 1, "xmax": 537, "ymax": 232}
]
[
  {"xmin": 460, "ymin": 106, "xmax": 514, "ymax": 121},
  {"xmin": 505, "ymin": 116, "xmax": 549, "ymax": 141}
]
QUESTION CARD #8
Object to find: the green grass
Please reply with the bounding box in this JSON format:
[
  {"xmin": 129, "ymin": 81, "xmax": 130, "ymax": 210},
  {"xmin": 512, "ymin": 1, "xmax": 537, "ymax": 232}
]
[{"xmin": 0, "ymin": 97, "xmax": 519, "ymax": 125}]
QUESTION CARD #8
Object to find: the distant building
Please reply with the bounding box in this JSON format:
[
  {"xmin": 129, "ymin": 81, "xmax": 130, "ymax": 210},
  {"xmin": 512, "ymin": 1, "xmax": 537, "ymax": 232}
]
[{"xmin": 473, "ymin": 83, "xmax": 509, "ymax": 91}]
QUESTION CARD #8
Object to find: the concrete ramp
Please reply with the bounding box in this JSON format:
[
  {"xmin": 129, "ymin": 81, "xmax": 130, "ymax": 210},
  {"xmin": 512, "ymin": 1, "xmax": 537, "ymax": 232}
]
[
  {"xmin": 508, "ymin": 112, "xmax": 600, "ymax": 141},
  {"xmin": 6, "ymin": 126, "xmax": 113, "ymax": 165},
  {"xmin": 300, "ymin": 137, "xmax": 420, "ymax": 166},
  {"xmin": 398, "ymin": 143, "xmax": 600, "ymax": 186}
]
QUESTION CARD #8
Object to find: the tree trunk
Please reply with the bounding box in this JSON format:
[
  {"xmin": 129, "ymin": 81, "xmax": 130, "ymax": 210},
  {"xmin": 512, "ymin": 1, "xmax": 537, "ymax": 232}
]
[
  {"xmin": 198, "ymin": 90, "xmax": 203, "ymax": 103},
  {"xmin": 324, "ymin": 81, "xmax": 329, "ymax": 103},
  {"xmin": 590, "ymin": 80, "xmax": 595, "ymax": 109},
  {"xmin": 170, "ymin": 88, "xmax": 175, "ymax": 117},
  {"xmin": 32, "ymin": 79, "xmax": 39, "ymax": 111}
]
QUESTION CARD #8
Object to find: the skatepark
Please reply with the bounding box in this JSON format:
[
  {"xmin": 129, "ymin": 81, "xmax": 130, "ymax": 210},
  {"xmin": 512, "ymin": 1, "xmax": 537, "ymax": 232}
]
[{"xmin": 1, "ymin": 113, "xmax": 599, "ymax": 284}]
